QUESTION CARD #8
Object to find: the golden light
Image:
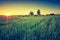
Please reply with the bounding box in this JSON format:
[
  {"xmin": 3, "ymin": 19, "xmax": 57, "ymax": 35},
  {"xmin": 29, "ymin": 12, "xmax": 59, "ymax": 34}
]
[{"xmin": 5, "ymin": 12, "xmax": 11, "ymax": 16}]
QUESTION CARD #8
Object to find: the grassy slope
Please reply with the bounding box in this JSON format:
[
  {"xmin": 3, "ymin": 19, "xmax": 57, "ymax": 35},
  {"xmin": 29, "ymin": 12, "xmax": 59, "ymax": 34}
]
[{"xmin": 0, "ymin": 16, "xmax": 60, "ymax": 40}]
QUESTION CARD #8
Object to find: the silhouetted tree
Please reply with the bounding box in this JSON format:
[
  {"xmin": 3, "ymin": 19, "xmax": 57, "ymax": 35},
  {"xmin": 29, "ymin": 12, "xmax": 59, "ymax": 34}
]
[
  {"xmin": 29, "ymin": 11, "xmax": 34, "ymax": 16},
  {"xmin": 37, "ymin": 9, "xmax": 41, "ymax": 16}
]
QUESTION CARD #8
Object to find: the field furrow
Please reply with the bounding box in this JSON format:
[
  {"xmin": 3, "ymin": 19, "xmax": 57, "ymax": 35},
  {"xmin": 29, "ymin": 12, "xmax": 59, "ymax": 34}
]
[{"xmin": 0, "ymin": 16, "xmax": 60, "ymax": 40}]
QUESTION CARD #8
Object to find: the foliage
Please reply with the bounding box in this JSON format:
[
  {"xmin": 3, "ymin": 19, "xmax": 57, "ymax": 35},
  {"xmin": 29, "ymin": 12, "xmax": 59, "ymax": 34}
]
[
  {"xmin": 29, "ymin": 11, "xmax": 34, "ymax": 16},
  {"xmin": 37, "ymin": 9, "xmax": 41, "ymax": 16}
]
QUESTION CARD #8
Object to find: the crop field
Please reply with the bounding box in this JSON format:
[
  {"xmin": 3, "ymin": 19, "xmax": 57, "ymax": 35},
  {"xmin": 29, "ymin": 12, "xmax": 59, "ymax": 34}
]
[{"xmin": 0, "ymin": 16, "xmax": 60, "ymax": 40}]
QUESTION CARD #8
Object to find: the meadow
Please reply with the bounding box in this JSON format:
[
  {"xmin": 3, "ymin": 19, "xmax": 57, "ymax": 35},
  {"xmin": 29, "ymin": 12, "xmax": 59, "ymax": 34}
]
[{"xmin": 0, "ymin": 16, "xmax": 60, "ymax": 40}]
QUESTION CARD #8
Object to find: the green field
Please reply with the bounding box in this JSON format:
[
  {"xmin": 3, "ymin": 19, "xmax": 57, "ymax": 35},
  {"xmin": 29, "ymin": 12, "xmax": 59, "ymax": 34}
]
[{"xmin": 0, "ymin": 16, "xmax": 60, "ymax": 40}]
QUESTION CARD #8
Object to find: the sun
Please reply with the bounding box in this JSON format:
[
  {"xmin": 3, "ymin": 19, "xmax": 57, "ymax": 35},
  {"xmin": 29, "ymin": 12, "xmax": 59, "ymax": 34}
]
[{"xmin": 5, "ymin": 12, "xmax": 11, "ymax": 16}]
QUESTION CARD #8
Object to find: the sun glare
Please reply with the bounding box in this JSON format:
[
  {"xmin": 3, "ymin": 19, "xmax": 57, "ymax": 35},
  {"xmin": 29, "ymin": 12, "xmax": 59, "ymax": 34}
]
[{"xmin": 5, "ymin": 12, "xmax": 11, "ymax": 16}]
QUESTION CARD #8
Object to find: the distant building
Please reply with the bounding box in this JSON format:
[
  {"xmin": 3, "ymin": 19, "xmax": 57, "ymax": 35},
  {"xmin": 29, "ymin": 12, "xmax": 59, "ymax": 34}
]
[
  {"xmin": 50, "ymin": 13, "xmax": 54, "ymax": 15},
  {"xmin": 46, "ymin": 13, "xmax": 55, "ymax": 16}
]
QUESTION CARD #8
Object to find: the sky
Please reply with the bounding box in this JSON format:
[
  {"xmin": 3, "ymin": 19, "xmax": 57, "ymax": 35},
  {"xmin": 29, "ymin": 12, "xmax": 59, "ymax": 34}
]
[{"xmin": 0, "ymin": 0, "xmax": 60, "ymax": 15}]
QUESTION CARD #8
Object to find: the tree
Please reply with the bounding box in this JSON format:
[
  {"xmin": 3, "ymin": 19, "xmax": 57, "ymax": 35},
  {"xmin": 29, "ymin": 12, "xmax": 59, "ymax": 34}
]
[
  {"xmin": 29, "ymin": 11, "xmax": 34, "ymax": 16},
  {"xmin": 37, "ymin": 9, "xmax": 41, "ymax": 16}
]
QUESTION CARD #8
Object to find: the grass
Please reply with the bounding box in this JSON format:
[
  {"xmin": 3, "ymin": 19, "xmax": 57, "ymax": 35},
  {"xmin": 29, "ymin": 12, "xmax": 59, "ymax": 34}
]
[{"xmin": 0, "ymin": 16, "xmax": 60, "ymax": 40}]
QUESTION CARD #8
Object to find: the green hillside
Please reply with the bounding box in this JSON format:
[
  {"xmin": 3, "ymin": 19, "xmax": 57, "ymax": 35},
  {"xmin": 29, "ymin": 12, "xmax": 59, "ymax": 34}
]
[{"xmin": 0, "ymin": 16, "xmax": 60, "ymax": 40}]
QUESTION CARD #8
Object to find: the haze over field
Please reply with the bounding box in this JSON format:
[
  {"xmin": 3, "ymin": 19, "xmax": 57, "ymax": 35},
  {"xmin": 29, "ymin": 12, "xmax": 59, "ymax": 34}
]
[{"xmin": 0, "ymin": 0, "xmax": 60, "ymax": 15}]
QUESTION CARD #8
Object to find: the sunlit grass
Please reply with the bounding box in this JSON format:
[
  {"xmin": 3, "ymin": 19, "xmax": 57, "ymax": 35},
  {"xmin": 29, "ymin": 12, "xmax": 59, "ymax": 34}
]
[{"xmin": 0, "ymin": 16, "xmax": 60, "ymax": 40}]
